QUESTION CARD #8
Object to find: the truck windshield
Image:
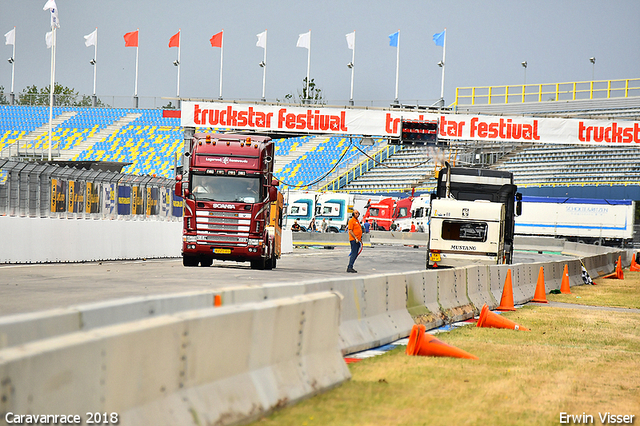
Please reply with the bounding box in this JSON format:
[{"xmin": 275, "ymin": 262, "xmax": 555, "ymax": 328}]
[
  {"xmin": 191, "ymin": 174, "xmax": 262, "ymax": 203},
  {"xmin": 441, "ymin": 220, "xmax": 488, "ymax": 242}
]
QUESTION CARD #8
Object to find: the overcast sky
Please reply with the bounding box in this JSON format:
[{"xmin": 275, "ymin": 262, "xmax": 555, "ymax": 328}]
[{"xmin": 1, "ymin": 0, "xmax": 639, "ymax": 108}]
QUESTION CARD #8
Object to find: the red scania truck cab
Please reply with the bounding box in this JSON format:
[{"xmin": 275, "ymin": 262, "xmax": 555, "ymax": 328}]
[{"xmin": 175, "ymin": 132, "xmax": 282, "ymax": 269}]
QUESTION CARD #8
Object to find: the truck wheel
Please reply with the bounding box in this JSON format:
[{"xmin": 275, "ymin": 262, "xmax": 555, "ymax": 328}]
[
  {"xmin": 199, "ymin": 258, "xmax": 213, "ymax": 267},
  {"xmin": 271, "ymin": 256, "xmax": 277, "ymax": 269},
  {"xmin": 250, "ymin": 258, "xmax": 267, "ymax": 270},
  {"xmin": 183, "ymin": 255, "xmax": 199, "ymax": 267},
  {"xmin": 328, "ymin": 227, "xmax": 339, "ymax": 233}
]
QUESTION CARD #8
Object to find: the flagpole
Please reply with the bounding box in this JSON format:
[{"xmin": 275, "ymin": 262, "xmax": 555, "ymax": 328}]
[
  {"xmin": 48, "ymin": 25, "xmax": 56, "ymax": 161},
  {"xmin": 10, "ymin": 27, "xmax": 15, "ymax": 105},
  {"xmin": 440, "ymin": 28, "xmax": 446, "ymax": 105},
  {"xmin": 176, "ymin": 29, "xmax": 181, "ymax": 101},
  {"xmin": 349, "ymin": 31, "xmax": 355, "ymax": 106},
  {"xmin": 261, "ymin": 30, "xmax": 267, "ymax": 101},
  {"xmin": 134, "ymin": 28, "xmax": 139, "ymax": 108},
  {"xmin": 92, "ymin": 28, "xmax": 97, "ymax": 103},
  {"xmin": 306, "ymin": 30, "xmax": 310, "ymax": 103},
  {"xmin": 218, "ymin": 30, "xmax": 223, "ymax": 100},
  {"xmin": 394, "ymin": 30, "xmax": 400, "ymax": 103}
]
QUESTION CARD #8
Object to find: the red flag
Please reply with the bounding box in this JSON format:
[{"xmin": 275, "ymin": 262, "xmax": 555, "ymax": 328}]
[
  {"xmin": 169, "ymin": 31, "xmax": 180, "ymax": 48},
  {"xmin": 124, "ymin": 30, "xmax": 138, "ymax": 47},
  {"xmin": 210, "ymin": 31, "xmax": 223, "ymax": 48}
]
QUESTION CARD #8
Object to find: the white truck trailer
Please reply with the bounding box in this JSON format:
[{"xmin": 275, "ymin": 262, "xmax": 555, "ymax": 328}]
[{"xmin": 515, "ymin": 196, "xmax": 635, "ymax": 246}]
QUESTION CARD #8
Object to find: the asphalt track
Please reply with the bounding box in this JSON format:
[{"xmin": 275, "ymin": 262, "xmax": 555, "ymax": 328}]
[{"xmin": 0, "ymin": 246, "xmax": 568, "ymax": 316}]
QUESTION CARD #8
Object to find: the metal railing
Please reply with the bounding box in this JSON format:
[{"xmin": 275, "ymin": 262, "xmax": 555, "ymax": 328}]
[
  {"xmin": 0, "ymin": 160, "xmax": 181, "ymax": 220},
  {"xmin": 319, "ymin": 144, "xmax": 401, "ymax": 192},
  {"xmin": 454, "ymin": 78, "xmax": 640, "ymax": 106}
]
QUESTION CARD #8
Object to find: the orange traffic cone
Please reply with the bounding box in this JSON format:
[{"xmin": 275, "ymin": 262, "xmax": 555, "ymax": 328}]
[
  {"xmin": 604, "ymin": 256, "xmax": 624, "ymax": 280},
  {"xmin": 630, "ymin": 254, "xmax": 640, "ymax": 272},
  {"xmin": 496, "ymin": 269, "xmax": 516, "ymax": 311},
  {"xmin": 560, "ymin": 264, "xmax": 571, "ymax": 294},
  {"xmin": 531, "ymin": 266, "xmax": 548, "ymax": 303},
  {"xmin": 406, "ymin": 324, "xmax": 478, "ymax": 360},
  {"xmin": 476, "ymin": 304, "xmax": 529, "ymax": 331}
]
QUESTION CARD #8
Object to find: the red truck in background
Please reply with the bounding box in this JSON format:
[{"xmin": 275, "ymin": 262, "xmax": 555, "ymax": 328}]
[
  {"xmin": 175, "ymin": 132, "xmax": 282, "ymax": 269},
  {"xmin": 363, "ymin": 196, "xmax": 413, "ymax": 231}
]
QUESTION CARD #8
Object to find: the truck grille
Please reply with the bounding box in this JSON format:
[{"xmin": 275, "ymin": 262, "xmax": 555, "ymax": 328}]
[{"xmin": 195, "ymin": 209, "xmax": 252, "ymax": 246}]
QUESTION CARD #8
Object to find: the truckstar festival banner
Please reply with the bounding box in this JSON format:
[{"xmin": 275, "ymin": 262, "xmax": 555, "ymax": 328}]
[{"xmin": 181, "ymin": 101, "xmax": 640, "ymax": 146}]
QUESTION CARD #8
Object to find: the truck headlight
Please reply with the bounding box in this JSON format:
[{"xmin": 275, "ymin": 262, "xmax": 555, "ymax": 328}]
[
  {"xmin": 249, "ymin": 239, "xmax": 260, "ymax": 246},
  {"xmin": 184, "ymin": 235, "xmax": 197, "ymax": 243}
]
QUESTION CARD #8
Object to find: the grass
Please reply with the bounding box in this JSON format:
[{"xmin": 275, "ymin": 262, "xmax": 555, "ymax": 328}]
[
  {"xmin": 547, "ymin": 269, "xmax": 640, "ymax": 309},
  {"xmin": 251, "ymin": 270, "xmax": 640, "ymax": 426}
]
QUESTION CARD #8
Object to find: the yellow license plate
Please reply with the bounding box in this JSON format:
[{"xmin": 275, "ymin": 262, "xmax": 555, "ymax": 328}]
[
  {"xmin": 430, "ymin": 253, "xmax": 441, "ymax": 262},
  {"xmin": 214, "ymin": 248, "xmax": 231, "ymax": 254}
]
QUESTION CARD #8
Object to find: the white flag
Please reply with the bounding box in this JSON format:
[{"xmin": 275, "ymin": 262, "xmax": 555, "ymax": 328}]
[
  {"xmin": 84, "ymin": 28, "xmax": 97, "ymax": 47},
  {"xmin": 256, "ymin": 30, "xmax": 266, "ymax": 49},
  {"xmin": 4, "ymin": 28, "xmax": 15, "ymax": 46},
  {"xmin": 45, "ymin": 31, "xmax": 53, "ymax": 49},
  {"xmin": 43, "ymin": 0, "xmax": 60, "ymax": 28},
  {"xmin": 345, "ymin": 31, "xmax": 355, "ymax": 50},
  {"xmin": 296, "ymin": 31, "xmax": 310, "ymax": 50}
]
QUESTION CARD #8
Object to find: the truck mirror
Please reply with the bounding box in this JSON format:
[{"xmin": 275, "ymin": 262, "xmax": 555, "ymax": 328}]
[
  {"xmin": 516, "ymin": 200, "xmax": 522, "ymax": 216},
  {"xmin": 269, "ymin": 186, "xmax": 277, "ymax": 201},
  {"xmin": 174, "ymin": 181, "xmax": 182, "ymax": 197},
  {"xmin": 271, "ymin": 178, "xmax": 280, "ymax": 187}
]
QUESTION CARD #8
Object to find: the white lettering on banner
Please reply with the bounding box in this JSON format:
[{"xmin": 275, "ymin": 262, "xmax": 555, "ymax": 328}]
[
  {"xmin": 204, "ymin": 157, "xmax": 249, "ymax": 165},
  {"xmin": 180, "ymin": 101, "xmax": 640, "ymax": 146}
]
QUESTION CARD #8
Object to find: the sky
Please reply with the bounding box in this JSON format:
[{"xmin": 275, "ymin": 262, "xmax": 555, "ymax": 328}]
[{"xmin": 1, "ymin": 0, "xmax": 639, "ymax": 109}]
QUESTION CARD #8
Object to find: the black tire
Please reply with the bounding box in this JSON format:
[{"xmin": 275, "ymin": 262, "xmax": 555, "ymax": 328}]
[
  {"xmin": 199, "ymin": 258, "xmax": 213, "ymax": 267},
  {"xmin": 328, "ymin": 227, "xmax": 339, "ymax": 233},
  {"xmin": 250, "ymin": 258, "xmax": 267, "ymax": 270},
  {"xmin": 183, "ymin": 255, "xmax": 199, "ymax": 267}
]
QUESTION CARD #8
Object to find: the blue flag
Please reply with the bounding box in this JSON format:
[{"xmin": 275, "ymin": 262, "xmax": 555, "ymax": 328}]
[
  {"xmin": 388, "ymin": 31, "xmax": 399, "ymax": 47},
  {"xmin": 433, "ymin": 30, "xmax": 445, "ymax": 47}
]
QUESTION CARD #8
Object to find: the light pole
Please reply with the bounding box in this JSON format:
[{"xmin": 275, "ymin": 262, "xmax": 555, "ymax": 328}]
[
  {"xmin": 521, "ymin": 61, "xmax": 527, "ymax": 85},
  {"xmin": 589, "ymin": 57, "xmax": 596, "ymax": 81}
]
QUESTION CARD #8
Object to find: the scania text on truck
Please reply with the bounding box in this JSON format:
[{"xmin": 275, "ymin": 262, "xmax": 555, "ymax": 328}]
[
  {"xmin": 427, "ymin": 164, "xmax": 521, "ymax": 268},
  {"xmin": 175, "ymin": 132, "xmax": 282, "ymax": 269}
]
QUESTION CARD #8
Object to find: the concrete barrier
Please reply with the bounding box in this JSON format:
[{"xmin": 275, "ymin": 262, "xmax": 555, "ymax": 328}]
[
  {"xmin": 291, "ymin": 232, "xmax": 371, "ymax": 247},
  {"xmin": 0, "ymin": 292, "xmax": 350, "ymax": 426},
  {"xmin": 301, "ymin": 274, "xmax": 414, "ymax": 354},
  {"xmin": 368, "ymin": 230, "xmax": 429, "ymax": 246},
  {"xmin": 465, "ymin": 265, "xmax": 497, "ymax": 310},
  {"xmin": 436, "ymin": 268, "xmax": 474, "ymax": 322},
  {"xmin": 405, "ymin": 270, "xmax": 444, "ymax": 329},
  {"xmin": 0, "ymin": 216, "xmax": 181, "ymax": 263},
  {"xmin": 0, "ymin": 291, "xmax": 219, "ymax": 350},
  {"xmin": 515, "ymin": 235, "xmax": 564, "ymax": 253}
]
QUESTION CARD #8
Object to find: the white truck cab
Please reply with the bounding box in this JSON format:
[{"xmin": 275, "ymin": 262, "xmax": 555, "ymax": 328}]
[{"xmin": 428, "ymin": 199, "xmax": 506, "ymax": 268}]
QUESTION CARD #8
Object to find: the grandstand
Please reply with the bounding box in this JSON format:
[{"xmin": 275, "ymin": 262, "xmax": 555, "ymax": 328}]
[
  {"xmin": 2, "ymin": 75, "xmax": 640, "ymax": 200},
  {"xmin": 0, "ymin": 106, "xmax": 380, "ymax": 187}
]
